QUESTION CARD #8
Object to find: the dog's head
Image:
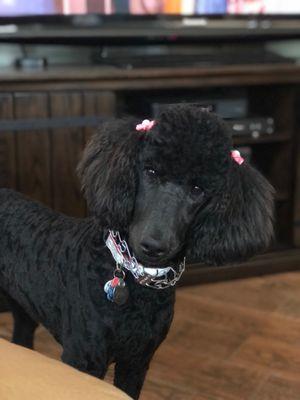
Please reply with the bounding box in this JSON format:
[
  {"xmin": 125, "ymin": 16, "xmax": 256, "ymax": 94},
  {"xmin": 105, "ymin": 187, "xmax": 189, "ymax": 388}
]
[{"xmin": 78, "ymin": 104, "xmax": 274, "ymax": 266}]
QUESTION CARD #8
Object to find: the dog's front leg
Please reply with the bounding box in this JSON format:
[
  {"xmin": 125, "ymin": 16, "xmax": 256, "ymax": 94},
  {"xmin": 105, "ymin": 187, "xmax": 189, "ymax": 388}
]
[
  {"xmin": 9, "ymin": 297, "xmax": 39, "ymax": 349},
  {"xmin": 62, "ymin": 347, "xmax": 109, "ymax": 380},
  {"xmin": 114, "ymin": 357, "xmax": 152, "ymax": 399}
]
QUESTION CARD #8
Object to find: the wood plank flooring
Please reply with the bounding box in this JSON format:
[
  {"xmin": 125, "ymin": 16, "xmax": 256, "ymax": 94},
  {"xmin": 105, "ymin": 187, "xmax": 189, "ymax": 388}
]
[{"xmin": 1, "ymin": 271, "xmax": 300, "ymax": 399}]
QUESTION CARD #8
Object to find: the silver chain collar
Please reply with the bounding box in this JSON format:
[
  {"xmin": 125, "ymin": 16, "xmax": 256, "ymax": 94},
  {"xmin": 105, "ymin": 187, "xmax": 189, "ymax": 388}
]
[{"xmin": 105, "ymin": 230, "xmax": 185, "ymax": 290}]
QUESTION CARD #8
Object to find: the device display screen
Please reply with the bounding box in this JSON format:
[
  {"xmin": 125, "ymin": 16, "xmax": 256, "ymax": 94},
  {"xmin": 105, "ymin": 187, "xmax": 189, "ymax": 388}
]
[{"xmin": 0, "ymin": 1, "xmax": 298, "ymax": 16}]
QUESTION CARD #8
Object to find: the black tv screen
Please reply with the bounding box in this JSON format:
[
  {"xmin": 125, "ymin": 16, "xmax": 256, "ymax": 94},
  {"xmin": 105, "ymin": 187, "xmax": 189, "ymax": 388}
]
[{"xmin": 0, "ymin": 1, "xmax": 299, "ymax": 16}]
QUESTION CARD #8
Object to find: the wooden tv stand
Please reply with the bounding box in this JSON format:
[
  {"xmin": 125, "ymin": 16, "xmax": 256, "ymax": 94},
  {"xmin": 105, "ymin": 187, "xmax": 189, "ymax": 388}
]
[{"xmin": 0, "ymin": 62, "xmax": 300, "ymax": 284}]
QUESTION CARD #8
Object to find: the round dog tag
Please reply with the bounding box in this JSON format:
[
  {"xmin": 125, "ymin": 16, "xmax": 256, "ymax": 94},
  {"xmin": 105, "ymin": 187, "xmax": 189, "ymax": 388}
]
[
  {"xmin": 113, "ymin": 278, "xmax": 129, "ymax": 305},
  {"xmin": 104, "ymin": 277, "xmax": 129, "ymax": 305}
]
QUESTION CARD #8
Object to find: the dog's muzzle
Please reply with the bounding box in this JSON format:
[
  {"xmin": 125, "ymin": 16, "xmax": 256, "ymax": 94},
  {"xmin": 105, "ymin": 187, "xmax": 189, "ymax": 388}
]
[{"xmin": 105, "ymin": 230, "xmax": 185, "ymax": 290}]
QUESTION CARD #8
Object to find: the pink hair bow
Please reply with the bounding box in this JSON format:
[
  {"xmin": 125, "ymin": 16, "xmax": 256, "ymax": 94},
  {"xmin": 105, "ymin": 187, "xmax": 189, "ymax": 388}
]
[
  {"xmin": 231, "ymin": 150, "xmax": 244, "ymax": 165},
  {"xmin": 136, "ymin": 119, "xmax": 155, "ymax": 132}
]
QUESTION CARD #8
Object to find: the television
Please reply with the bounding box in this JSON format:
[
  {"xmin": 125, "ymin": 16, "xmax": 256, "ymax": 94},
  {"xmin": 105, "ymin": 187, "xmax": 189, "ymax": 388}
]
[
  {"xmin": 0, "ymin": 1, "xmax": 299, "ymax": 16},
  {"xmin": 0, "ymin": 0, "xmax": 300, "ymax": 44}
]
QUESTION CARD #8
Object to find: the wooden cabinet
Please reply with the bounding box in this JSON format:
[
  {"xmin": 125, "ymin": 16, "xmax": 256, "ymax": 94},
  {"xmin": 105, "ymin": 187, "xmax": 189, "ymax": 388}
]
[
  {"xmin": 0, "ymin": 64, "xmax": 300, "ymax": 283},
  {"xmin": 0, "ymin": 89, "xmax": 116, "ymax": 216}
]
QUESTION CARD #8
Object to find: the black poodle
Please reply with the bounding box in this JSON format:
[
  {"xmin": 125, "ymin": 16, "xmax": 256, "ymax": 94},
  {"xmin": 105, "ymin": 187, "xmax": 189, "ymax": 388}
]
[{"xmin": 0, "ymin": 104, "xmax": 274, "ymax": 399}]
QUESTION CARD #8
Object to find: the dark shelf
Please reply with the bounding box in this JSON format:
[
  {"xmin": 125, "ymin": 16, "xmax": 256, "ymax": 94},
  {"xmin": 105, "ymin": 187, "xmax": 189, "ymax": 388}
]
[
  {"xmin": 181, "ymin": 248, "xmax": 300, "ymax": 286},
  {"xmin": 233, "ymin": 132, "xmax": 291, "ymax": 145}
]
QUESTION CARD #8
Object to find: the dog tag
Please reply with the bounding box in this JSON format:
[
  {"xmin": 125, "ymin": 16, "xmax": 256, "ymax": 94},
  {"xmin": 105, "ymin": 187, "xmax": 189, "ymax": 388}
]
[{"xmin": 104, "ymin": 277, "xmax": 129, "ymax": 305}]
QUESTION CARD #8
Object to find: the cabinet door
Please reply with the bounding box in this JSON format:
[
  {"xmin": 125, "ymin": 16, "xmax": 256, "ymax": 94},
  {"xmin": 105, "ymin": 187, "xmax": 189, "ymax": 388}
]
[
  {"xmin": 294, "ymin": 134, "xmax": 300, "ymax": 246},
  {"xmin": 14, "ymin": 92, "xmax": 52, "ymax": 207},
  {"xmin": 0, "ymin": 90, "xmax": 116, "ymax": 218},
  {"xmin": 50, "ymin": 92, "xmax": 86, "ymax": 217},
  {"xmin": 0, "ymin": 94, "xmax": 16, "ymax": 189},
  {"xmin": 49, "ymin": 90, "xmax": 116, "ymax": 217},
  {"xmin": 83, "ymin": 90, "xmax": 116, "ymax": 143}
]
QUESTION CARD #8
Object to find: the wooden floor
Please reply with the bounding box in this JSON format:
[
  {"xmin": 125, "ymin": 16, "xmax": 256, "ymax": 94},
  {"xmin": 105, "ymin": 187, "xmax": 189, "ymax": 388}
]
[{"xmin": 1, "ymin": 271, "xmax": 300, "ymax": 399}]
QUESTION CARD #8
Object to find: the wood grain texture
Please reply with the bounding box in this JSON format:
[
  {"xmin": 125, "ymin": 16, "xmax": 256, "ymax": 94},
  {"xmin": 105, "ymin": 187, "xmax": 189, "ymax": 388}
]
[
  {"xmin": 0, "ymin": 94, "xmax": 16, "ymax": 189},
  {"xmin": 50, "ymin": 92, "xmax": 86, "ymax": 217},
  {"xmin": 293, "ymin": 88, "xmax": 300, "ymax": 247},
  {"xmin": 0, "ymin": 64, "xmax": 300, "ymax": 83},
  {"xmin": 14, "ymin": 92, "xmax": 51, "ymax": 206},
  {"xmin": 251, "ymin": 374, "xmax": 300, "ymax": 400},
  {"xmin": 2, "ymin": 64, "xmax": 300, "ymax": 93},
  {"xmin": 83, "ymin": 90, "xmax": 116, "ymax": 142},
  {"xmin": 2, "ymin": 271, "xmax": 300, "ymax": 399}
]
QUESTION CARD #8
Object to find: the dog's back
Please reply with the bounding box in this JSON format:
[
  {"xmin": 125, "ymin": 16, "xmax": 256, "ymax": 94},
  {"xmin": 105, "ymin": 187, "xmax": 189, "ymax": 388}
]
[{"xmin": 0, "ymin": 189, "xmax": 84, "ymax": 338}]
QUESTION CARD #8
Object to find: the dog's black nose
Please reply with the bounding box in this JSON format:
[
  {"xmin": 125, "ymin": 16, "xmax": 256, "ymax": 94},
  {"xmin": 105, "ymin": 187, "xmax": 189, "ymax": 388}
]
[{"xmin": 140, "ymin": 238, "xmax": 166, "ymax": 258}]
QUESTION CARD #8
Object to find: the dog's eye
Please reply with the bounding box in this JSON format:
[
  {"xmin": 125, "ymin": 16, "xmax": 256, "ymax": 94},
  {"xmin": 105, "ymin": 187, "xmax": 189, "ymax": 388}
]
[{"xmin": 191, "ymin": 185, "xmax": 204, "ymax": 196}]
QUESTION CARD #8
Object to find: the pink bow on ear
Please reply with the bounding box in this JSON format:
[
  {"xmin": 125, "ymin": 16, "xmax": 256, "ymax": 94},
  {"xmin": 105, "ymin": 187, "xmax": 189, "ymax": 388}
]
[
  {"xmin": 231, "ymin": 150, "xmax": 245, "ymax": 165},
  {"xmin": 136, "ymin": 119, "xmax": 155, "ymax": 132}
]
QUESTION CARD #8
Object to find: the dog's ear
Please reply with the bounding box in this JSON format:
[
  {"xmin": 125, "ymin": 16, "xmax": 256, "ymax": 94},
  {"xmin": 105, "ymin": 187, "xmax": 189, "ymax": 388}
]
[
  {"xmin": 186, "ymin": 162, "xmax": 275, "ymax": 265},
  {"xmin": 77, "ymin": 118, "xmax": 140, "ymax": 230}
]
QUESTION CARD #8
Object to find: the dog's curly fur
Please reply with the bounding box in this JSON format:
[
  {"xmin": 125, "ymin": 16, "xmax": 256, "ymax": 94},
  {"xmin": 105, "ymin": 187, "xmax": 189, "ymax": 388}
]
[{"xmin": 0, "ymin": 104, "xmax": 274, "ymax": 399}]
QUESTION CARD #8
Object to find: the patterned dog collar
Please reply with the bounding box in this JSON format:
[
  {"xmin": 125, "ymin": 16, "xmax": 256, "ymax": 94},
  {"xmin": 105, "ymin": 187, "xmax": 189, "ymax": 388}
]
[{"xmin": 105, "ymin": 230, "xmax": 185, "ymax": 290}]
